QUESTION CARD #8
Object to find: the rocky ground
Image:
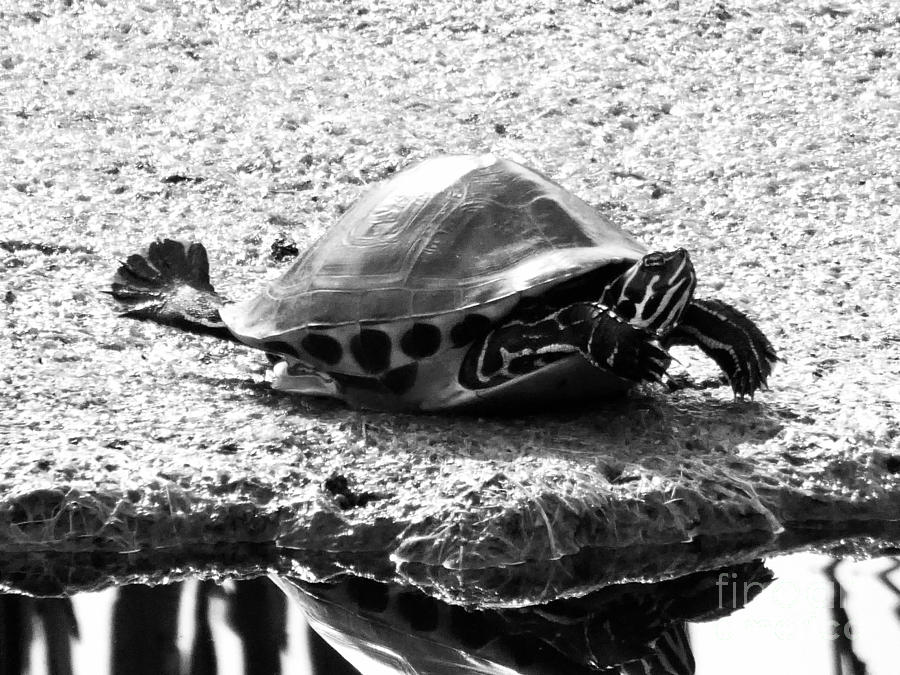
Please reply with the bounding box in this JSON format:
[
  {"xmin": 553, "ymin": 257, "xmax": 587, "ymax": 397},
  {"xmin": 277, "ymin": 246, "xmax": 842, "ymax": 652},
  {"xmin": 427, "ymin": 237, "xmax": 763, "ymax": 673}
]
[{"xmin": 1, "ymin": 0, "xmax": 898, "ymax": 603}]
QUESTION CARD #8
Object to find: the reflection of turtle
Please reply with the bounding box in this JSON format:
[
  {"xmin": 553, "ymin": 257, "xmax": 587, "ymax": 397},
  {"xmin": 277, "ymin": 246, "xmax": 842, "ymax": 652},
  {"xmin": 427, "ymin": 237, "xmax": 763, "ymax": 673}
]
[
  {"xmin": 110, "ymin": 154, "xmax": 776, "ymax": 411},
  {"xmin": 277, "ymin": 561, "xmax": 773, "ymax": 674}
]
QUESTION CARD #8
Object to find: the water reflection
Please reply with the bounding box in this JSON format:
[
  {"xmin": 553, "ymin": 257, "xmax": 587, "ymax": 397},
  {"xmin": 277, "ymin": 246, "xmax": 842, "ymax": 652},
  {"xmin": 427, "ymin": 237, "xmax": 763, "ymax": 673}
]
[
  {"xmin": 0, "ymin": 578, "xmax": 300, "ymax": 675},
  {"xmin": 0, "ymin": 595, "xmax": 77, "ymax": 675},
  {"xmin": 826, "ymin": 560, "xmax": 866, "ymax": 675},
  {"xmin": 1, "ymin": 556, "xmax": 899, "ymax": 674},
  {"xmin": 279, "ymin": 561, "xmax": 771, "ymax": 674},
  {"xmin": 112, "ymin": 583, "xmax": 181, "ymax": 674}
]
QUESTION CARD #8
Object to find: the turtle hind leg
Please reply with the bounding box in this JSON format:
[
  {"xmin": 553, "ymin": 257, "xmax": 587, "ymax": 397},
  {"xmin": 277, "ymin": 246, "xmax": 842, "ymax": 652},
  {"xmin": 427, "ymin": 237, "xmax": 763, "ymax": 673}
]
[
  {"xmin": 109, "ymin": 239, "xmax": 235, "ymax": 342},
  {"xmin": 665, "ymin": 298, "xmax": 778, "ymax": 398}
]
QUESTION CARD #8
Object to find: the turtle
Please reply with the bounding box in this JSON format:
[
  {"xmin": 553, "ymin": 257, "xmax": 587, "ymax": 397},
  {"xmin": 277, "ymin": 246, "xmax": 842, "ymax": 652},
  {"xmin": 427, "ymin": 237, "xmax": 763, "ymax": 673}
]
[
  {"xmin": 276, "ymin": 560, "xmax": 772, "ymax": 674},
  {"xmin": 109, "ymin": 154, "xmax": 776, "ymax": 411}
]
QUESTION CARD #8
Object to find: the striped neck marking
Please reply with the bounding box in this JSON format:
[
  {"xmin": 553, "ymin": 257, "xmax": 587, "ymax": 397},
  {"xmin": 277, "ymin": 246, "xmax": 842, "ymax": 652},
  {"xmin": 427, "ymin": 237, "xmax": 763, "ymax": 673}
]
[{"xmin": 600, "ymin": 249, "xmax": 697, "ymax": 336}]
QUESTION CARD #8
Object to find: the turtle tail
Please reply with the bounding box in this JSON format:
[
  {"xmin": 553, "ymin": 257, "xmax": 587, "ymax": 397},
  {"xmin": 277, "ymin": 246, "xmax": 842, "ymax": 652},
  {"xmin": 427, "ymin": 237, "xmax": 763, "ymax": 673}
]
[{"xmin": 109, "ymin": 239, "xmax": 237, "ymax": 343}]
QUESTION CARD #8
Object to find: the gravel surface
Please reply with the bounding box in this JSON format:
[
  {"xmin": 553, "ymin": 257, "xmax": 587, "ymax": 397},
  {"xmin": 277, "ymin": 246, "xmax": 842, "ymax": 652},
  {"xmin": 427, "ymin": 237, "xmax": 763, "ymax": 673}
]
[{"xmin": 1, "ymin": 1, "xmax": 899, "ymax": 602}]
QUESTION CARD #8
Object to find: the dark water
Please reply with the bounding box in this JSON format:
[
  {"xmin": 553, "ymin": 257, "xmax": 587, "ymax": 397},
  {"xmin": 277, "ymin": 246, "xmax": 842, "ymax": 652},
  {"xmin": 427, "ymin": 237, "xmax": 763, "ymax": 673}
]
[{"xmin": 1, "ymin": 554, "xmax": 898, "ymax": 674}]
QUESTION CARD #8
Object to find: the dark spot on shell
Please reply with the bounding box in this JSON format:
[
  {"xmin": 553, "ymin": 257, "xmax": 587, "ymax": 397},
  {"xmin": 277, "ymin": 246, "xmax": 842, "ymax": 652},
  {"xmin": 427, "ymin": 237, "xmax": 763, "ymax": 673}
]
[
  {"xmin": 350, "ymin": 329, "xmax": 392, "ymax": 373},
  {"xmin": 450, "ymin": 313, "xmax": 492, "ymax": 347},
  {"xmin": 382, "ymin": 362, "xmax": 418, "ymax": 395},
  {"xmin": 346, "ymin": 577, "xmax": 389, "ymax": 613},
  {"xmin": 301, "ymin": 333, "xmax": 342, "ymax": 365},
  {"xmin": 261, "ymin": 340, "xmax": 300, "ymax": 359},
  {"xmin": 396, "ymin": 591, "xmax": 440, "ymax": 631},
  {"xmin": 449, "ymin": 606, "xmax": 492, "ymax": 648},
  {"xmin": 400, "ymin": 322, "xmax": 441, "ymax": 358}
]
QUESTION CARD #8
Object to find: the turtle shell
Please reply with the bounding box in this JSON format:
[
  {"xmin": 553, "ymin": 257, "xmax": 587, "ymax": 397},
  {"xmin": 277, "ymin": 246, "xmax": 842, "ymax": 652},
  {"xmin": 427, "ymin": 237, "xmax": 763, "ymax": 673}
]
[
  {"xmin": 220, "ymin": 155, "xmax": 647, "ymax": 407},
  {"xmin": 224, "ymin": 154, "xmax": 644, "ymax": 335}
]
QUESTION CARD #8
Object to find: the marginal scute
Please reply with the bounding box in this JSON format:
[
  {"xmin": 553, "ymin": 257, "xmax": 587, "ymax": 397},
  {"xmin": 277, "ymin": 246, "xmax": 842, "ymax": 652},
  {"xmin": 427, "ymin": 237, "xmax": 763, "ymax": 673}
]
[
  {"xmin": 301, "ymin": 333, "xmax": 343, "ymax": 365},
  {"xmin": 350, "ymin": 328, "xmax": 392, "ymax": 373},
  {"xmin": 261, "ymin": 340, "xmax": 300, "ymax": 359}
]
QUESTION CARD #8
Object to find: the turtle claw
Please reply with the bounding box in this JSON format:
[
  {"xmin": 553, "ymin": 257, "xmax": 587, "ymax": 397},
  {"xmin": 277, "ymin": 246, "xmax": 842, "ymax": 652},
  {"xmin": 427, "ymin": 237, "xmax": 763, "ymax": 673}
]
[
  {"xmin": 666, "ymin": 298, "xmax": 777, "ymax": 399},
  {"xmin": 646, "ymin": 346, "xmax": 671, "ymax": 384},
  {"xmin": 587, "ymin": 310, "xmax": 673, "ymax": 384}
]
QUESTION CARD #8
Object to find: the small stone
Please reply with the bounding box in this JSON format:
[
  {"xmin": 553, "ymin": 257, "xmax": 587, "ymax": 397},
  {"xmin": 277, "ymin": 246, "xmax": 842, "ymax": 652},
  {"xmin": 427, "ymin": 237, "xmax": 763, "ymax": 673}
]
[{"xmin": 270, "ymin": 238, "xmax": 299, "ymax": 262}]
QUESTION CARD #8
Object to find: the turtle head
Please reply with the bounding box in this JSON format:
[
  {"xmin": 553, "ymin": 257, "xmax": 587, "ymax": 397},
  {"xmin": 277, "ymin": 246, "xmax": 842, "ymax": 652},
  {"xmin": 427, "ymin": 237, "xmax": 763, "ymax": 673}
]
[{"xmin": 600, "ymin": 249, "xmax": 696, "ymax": 335}]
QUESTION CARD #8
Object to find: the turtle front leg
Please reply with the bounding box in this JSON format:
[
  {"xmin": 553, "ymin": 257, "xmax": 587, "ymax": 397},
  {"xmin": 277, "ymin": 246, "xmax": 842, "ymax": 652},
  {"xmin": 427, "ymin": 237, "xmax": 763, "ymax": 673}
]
[
  {"xmin": 664, "ymin": 299, "xmax": 777, "ymax": 398},
  {"xmin": 582, "ymin": 304, "xmax": 672, "ymax": 383},
  {"xmin": 459, "ymin": 303, "xmax": 671, "ymax": 389}
]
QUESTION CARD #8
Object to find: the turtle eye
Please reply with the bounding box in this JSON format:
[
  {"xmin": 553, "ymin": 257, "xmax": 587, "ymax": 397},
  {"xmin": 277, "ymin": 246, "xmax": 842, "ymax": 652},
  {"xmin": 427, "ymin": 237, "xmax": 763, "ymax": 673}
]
[{"xmin": 642, "ymin": 252, "xmax": 667, "ymax": 268}]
